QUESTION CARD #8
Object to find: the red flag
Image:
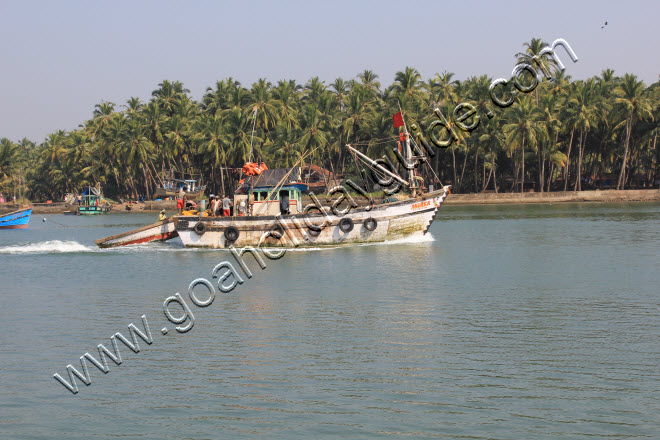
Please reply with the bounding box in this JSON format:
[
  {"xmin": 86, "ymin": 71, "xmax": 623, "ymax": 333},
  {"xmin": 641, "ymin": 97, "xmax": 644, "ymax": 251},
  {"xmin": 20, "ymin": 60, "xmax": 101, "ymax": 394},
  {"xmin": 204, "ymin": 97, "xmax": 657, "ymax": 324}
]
[{"xmin": 392, "ymin": 111, "xmax": 404, "ymax": 128}]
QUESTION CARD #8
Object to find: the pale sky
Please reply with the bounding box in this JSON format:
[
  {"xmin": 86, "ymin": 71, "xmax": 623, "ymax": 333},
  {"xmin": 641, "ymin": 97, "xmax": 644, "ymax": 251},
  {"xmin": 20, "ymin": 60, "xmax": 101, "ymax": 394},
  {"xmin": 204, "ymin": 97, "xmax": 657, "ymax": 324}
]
[{"xmin": 0, "ymin": 0, "xmax": 658, "ymax": 143}]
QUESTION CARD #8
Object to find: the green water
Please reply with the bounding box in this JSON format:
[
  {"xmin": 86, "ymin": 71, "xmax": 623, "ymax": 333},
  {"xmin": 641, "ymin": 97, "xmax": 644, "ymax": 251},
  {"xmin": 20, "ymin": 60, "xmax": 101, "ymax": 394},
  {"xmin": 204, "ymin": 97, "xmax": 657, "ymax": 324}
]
[{"xmin": 0, "ymin": 203, "xmax": 658, "ymax": 439}]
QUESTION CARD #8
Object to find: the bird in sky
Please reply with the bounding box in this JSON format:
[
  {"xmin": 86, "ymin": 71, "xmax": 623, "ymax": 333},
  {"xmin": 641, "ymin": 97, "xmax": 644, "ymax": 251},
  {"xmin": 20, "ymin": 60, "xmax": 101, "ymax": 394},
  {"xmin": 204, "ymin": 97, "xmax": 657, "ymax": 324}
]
[{"xmin": 601, "ymin": 21, "xmax": 608, "ymax": 29}]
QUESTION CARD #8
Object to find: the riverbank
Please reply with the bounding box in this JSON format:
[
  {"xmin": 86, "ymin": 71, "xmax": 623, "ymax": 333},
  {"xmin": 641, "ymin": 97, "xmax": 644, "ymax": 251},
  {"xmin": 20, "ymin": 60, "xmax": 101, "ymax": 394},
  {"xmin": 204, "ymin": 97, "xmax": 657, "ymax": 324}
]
[
  {"xmin": 443, "ymin": 189, "xmax": 660, "ymax": 205},
  {"xmin": 1, "ymin": 189, "xmax": 658, "ymax": 214}
]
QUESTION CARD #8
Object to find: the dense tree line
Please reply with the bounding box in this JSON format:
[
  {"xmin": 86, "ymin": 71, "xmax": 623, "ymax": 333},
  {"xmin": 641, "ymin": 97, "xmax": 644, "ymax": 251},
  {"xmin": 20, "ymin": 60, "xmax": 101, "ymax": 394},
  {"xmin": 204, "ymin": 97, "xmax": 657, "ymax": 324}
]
[{"xmin": 1, "ymin": 39, "xmax": 658, "ymax": 202}]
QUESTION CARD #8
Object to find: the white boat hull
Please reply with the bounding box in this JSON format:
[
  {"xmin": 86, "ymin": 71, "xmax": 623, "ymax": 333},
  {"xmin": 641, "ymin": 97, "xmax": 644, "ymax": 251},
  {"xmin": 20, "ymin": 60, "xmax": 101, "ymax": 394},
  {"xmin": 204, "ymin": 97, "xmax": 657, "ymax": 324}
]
[{"xmin": 174, "ymin": 188, "xmax": 449, "ymax": 249}]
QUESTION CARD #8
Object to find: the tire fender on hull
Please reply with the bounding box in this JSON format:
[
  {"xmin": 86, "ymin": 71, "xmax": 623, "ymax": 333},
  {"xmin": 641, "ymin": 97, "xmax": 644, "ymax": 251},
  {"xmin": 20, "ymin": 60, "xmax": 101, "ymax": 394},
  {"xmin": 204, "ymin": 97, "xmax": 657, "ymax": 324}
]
[
  {"xmin": 338, "ymin": 217, "xmax": 354, "ymax": 233},
  {"xmin": 224, "ymin": 226, "xmax": 239, "ymax": 242},
  {"xmin": 363, "ymin": 217, "xmax": 377, "ymax": 231},
  {"xmin": 194, "ymin": 222, "xmax": 206, "ymax": 235}
]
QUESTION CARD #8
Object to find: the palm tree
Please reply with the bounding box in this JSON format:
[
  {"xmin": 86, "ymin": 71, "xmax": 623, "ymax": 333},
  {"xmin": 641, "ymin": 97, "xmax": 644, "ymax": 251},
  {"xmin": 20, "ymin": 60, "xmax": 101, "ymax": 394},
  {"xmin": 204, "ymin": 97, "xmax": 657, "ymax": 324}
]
[
  {"xmin": 268, "ymin": 126, "xmax": 303, "ymax": 168},
  {"xmin": 299, "ymin": 103, "xmax": 330, "ymax": 156},
  {"xmin": 357, "ymin": 70, "xmax": 381, "ymax": 103},
  {"xmin": 0, "ymin": 138, "xmax": 21, "ymax": 194},
  {"xmin": 272, "ymin": 79, "xmax": 302, "ymax": 129},
  {"xmin": 247, "ymin": 79, "xmax": 280, "ymax": 150},
  {"xmin": 565, "ymin": 79, "xmax": 604, "ymax": 190},
  {"xmin": 516, "ymin": 38, "xmax": 559, "ymax": 84},
  {"xmin": 426, "ymin": 102, "xmax": 469, "ymax": 191},
  {"xmin": 202, "ymin": 78, "xmax": 243, "ymax": 114},
  {"xmin": 220, "ymin": 107, "xmax": 254, "ymax": 165},
  {"xmin": 536, "ymin": 93, "xmax": 562, "ymax": 192},
  {"xmin": 342, "ymin": 85, "xmax": 376, "ymax": 143},
  {"xmin": 330, "ymin": 77, "xmax": 350, "ymax": 112},
  {"xmin": 427, "ymin": 71, "xmax": 458, "ymax": 105},
  {"xmin": 392, "ymin": 67, "xmax": 428, "ymax": 113},
  {"xmin": 502, "ymin": 96, "xmax": 544, "ymax": 192},
  {"xmin": 303, "ymin": 77, "xmax": 327, "ymax": 106},
  {"xmin": 152, "ymin": 80, "xmax": 190, "ymax": 116},
  {"xmin": 613, "ymin": 74, "xmax": 654, "ymax": 189}
]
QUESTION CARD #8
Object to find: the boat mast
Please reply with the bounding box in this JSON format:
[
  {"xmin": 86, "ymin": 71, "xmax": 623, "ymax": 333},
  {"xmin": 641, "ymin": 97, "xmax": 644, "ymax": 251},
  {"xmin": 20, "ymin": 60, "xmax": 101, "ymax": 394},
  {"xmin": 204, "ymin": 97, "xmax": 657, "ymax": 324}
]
[
  {"xmin": 248, "ymin": 105, "xmax": 258, "ymax": 211},
  {"xmin": 398, "ymin": 102, "xmax": 417, "ymax": 194},
  {"xmin": 248, "ymin": 105, "xmax": 258, "ymax": 163}
]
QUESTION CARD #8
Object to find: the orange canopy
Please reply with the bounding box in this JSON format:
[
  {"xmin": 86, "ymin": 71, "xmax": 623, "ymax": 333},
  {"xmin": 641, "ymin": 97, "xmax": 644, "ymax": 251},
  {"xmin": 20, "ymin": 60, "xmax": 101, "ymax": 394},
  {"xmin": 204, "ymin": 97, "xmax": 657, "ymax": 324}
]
[{"xmin": 242, "ymin": 162, "xmax": 268, "ymax": 176}]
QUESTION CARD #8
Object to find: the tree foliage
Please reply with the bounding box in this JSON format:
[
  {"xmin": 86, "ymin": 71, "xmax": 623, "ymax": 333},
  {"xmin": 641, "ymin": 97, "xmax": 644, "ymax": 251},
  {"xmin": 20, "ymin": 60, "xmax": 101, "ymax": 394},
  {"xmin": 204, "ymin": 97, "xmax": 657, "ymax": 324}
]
[{"xmin": 3, "ymin": 39, "xmax": 659, "ymax": 201}]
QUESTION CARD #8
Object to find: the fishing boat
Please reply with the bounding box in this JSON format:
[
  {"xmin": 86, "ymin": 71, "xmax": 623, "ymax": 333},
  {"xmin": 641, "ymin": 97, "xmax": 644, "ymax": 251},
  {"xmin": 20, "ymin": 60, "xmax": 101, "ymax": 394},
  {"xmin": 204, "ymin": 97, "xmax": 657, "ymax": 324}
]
[
  {"xmin": 95, "ymin": 218, "xmax": 177, "ymax": 248},
  {"xmin": 78, "ymin": 193, "xmax": 110, "ymax": 215},
  {"xmin": 155, "ymin": 175, "xmax": 206, "ymax": 199},
  {"xmin": 0, "ymin": 207, "xmax": 32, "ymax": 229},
  {"xmin": 172, "ymin": 122, "xmax": 450, "ymax": 249}
]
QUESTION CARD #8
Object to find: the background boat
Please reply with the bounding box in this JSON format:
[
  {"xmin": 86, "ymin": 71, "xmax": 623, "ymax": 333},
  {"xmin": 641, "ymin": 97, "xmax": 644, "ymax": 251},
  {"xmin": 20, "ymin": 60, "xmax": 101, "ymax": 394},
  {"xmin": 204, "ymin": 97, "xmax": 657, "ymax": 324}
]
[
  {"xmin": 0, "ymin": 207, "xmax": 32, "ymax": 229},
  {"xmin": 154, "ymin": 173, "xmax": 206, "ymax": 199},
  {"xmin": 77, "ymin": 193, "xmax": 110, "ymax": 215}
]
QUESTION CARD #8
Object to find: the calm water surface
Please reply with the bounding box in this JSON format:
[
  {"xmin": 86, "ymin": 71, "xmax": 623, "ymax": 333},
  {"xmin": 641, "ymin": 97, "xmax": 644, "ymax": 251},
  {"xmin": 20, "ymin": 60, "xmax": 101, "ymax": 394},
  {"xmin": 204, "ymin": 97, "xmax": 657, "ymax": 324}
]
[{"xmin": 0, "ymin": 203, "xmax": 658, "ymax": 439}]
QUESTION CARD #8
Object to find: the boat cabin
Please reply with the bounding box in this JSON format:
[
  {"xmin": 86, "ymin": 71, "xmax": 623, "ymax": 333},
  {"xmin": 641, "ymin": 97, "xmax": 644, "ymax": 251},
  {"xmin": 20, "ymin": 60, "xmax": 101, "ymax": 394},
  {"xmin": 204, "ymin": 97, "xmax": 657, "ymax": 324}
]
[{"xmin": 233, "ymin": 184, "xmax": 305, "ymax": 216}]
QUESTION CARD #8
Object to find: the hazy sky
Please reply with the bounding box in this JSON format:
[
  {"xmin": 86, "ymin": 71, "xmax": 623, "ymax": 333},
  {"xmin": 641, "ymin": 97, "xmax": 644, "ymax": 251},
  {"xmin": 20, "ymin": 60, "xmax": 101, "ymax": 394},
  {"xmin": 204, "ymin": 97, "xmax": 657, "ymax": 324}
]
[{"xmin": 1, "ymin": 0, "xmax": 658, "ymax": 143}]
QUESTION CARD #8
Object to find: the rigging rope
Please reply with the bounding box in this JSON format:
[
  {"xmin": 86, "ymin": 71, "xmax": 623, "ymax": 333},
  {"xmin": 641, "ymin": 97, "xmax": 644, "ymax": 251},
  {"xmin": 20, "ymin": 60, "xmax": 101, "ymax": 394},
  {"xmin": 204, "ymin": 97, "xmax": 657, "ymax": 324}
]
[{"xmin": 40, "ymin": 214, "xmax": 73, "ymax": 227}]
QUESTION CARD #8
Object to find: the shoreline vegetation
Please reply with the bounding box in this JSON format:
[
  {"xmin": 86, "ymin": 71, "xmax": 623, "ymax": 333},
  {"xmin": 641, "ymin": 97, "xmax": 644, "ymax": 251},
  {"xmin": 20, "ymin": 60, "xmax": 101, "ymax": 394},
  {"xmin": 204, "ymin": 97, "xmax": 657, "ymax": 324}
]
[
  {"xmin": 1, "ymin": 38, "xmax": 658, "ymax": 204},
  {"xmin": 2, "ymin": 189, "xmax": 658, "ymax": 214}
]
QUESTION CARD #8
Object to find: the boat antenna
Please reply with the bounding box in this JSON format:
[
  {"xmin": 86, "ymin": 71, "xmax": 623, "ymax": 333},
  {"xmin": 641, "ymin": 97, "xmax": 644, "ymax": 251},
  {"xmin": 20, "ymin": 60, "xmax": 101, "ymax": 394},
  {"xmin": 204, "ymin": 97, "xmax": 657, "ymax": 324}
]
[{"xmin": 249, "ymin": 105, "xmax": 258, "ymax": 163}]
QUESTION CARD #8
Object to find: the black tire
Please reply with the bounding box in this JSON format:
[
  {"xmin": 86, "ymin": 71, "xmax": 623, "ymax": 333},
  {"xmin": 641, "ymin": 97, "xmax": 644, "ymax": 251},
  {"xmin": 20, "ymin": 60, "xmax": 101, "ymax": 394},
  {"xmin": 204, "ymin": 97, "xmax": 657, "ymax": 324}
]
[
  {"xmin": 270, "ymin": 224, "xmax": 284, "ymax": 239},
  {"xmin": 194, "ymin": 221, "xmax": 206, "ymax": 235},
  {"xmin": 308, "ymin": 226, "xmax": 322, "ymax": 237},
  {"xmin": 363, "ymin": 217, "xmax": 377, "ymax": 231},
  {"xmin": 224, "ymin": 226, "xmax": 239, "ymax": 242},
  {"xmin": 338, "ymin": 217, "xmax": 354, "ymax": 233}
]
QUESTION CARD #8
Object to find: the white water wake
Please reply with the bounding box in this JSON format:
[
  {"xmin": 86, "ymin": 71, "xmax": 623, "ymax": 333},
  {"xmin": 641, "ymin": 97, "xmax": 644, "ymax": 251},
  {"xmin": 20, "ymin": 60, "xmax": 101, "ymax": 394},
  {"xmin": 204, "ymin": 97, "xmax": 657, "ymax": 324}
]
[
  {"xmin": 0, "ymin": 233, "xmax": 434, "ymax": 255},
  {"xmin": 0, "ymin": 240, "xmax": 95, "ymax": 254}
]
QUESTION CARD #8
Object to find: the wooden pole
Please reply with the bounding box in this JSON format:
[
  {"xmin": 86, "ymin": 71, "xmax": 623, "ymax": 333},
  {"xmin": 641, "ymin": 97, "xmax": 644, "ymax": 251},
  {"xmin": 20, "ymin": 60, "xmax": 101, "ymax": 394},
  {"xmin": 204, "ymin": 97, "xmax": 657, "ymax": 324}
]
[{"xmin": 346, "ymin": 144, "xmax": 409, "ymax": 185}]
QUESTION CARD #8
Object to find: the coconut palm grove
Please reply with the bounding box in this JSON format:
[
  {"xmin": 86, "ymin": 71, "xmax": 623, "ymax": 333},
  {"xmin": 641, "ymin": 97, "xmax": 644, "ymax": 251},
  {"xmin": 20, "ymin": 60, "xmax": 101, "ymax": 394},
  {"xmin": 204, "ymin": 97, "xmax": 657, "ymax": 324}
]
[{"xmin": 1, "ymin": 39, "xmax": 658, "ymax": 202}]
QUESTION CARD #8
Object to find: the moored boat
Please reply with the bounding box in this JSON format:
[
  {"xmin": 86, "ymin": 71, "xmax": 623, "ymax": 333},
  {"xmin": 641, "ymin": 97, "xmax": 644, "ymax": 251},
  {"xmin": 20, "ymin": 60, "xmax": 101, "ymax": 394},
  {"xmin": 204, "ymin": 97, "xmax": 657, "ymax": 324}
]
[
  {"xmin": 155, "ymin": 176, "xmax": 206, "ymax": 199},
  {"xmin": 75, "ymin": 187, "xmax": 111, "ymax": 215},
  {"xmin": 0, "ymin": 207, "xmax": 32, "ymax": 229},
  {"xmin": 78, "ymin": 194, "xmax": 110, "ymax": 215},
  {"xmin": 95, "ymin": 218, "xmax": 178, "ymax": 248}
]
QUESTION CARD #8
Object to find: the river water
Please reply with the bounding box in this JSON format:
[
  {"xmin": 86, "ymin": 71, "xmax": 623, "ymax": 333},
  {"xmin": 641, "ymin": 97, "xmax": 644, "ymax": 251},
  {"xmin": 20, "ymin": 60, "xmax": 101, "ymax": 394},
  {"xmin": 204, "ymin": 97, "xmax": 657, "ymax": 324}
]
[{"xmin": 0, "ymin": 203, "xmax": 658, "ymax": 439}]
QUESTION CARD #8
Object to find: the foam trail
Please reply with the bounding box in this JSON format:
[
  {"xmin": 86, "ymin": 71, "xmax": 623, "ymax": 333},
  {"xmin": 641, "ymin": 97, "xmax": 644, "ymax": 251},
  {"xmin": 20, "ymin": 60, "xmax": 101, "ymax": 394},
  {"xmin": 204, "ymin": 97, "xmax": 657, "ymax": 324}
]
[{"xmin": 0, "ymin": 240, "xmax": 94, "ymax": 254}]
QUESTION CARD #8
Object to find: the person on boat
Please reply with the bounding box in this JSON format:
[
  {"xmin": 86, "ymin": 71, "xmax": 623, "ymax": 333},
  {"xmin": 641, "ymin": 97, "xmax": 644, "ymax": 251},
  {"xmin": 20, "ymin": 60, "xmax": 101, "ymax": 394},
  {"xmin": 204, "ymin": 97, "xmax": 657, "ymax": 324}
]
[
  {"xmin": 279, "ymin": 191, "xmax": 290, "ymax": 215},
  {"xmin": 211, "ymin": 195, "xmax": 221, "ymax": 216},
  {"xmin": 177, "ymin": 187, "xmax": 185, "ymax": 214},
  {"xmin": 222, "ymin": 195, "xmax": 231, "ymax": 216},
  {"xmin": 158, "ymin": 209, "xmax": 167, "ymax": 221}
]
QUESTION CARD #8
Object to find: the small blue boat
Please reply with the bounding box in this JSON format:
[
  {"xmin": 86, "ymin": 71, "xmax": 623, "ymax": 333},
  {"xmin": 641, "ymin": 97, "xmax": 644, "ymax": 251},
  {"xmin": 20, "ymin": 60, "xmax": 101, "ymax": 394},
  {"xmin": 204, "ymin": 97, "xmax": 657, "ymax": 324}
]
[{"xmin": 0, "ymin": 207, "xmax": 32, "ymax": 229}]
